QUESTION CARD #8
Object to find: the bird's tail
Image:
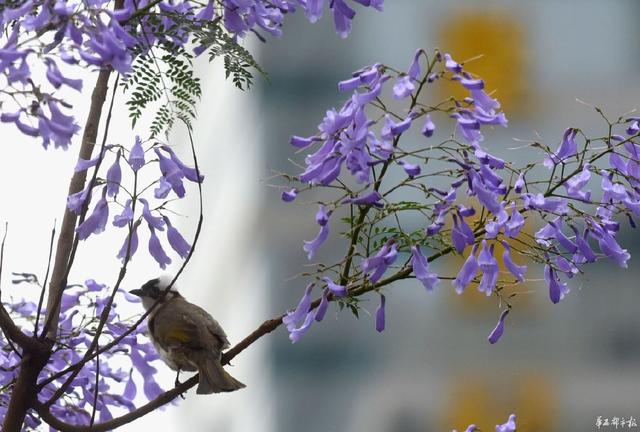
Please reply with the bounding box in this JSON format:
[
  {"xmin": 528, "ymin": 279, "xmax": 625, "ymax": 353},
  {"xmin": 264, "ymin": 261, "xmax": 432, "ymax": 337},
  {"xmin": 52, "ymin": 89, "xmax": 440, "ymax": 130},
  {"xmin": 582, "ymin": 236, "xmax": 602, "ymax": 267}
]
[{"xmin": 196, "ymin": 356, "xmax": 246, "ymax": 394}]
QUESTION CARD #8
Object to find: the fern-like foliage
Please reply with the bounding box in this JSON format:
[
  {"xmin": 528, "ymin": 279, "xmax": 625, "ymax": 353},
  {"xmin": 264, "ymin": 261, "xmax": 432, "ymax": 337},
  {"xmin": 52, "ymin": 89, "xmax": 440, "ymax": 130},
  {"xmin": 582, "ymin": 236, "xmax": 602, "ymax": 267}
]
[
  {"xmin": 121, "ymin": 10, "xmax": 266, "ymax": 138},
  {"xmin": 122, "ymin": 44, "xmax": 201, "ymax": 137}
]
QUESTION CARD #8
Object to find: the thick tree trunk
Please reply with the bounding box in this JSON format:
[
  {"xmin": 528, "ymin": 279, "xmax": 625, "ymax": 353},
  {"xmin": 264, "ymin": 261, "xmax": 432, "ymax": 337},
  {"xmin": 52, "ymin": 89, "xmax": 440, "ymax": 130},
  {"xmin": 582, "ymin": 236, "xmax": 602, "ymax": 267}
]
[{"xmin": 2, "ymin": 344, "xmax": 51, "ymax": 431}]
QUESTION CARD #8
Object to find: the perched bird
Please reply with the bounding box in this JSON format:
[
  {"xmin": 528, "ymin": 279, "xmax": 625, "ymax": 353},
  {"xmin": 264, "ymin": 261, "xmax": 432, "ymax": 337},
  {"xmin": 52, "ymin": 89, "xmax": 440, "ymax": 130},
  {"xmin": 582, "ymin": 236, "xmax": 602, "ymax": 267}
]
[{"xmin": 130, "ymin": 276, "xmax": 245, "ymax": 394}]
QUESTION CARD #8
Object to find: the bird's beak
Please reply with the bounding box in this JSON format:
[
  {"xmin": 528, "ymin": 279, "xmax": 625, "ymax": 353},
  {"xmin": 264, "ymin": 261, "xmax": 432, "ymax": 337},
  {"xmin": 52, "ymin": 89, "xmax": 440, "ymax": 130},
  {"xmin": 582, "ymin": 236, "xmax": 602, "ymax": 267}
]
[{"xmin": 129, "ymin": 288, "xmax": 144, "ymax": 297}]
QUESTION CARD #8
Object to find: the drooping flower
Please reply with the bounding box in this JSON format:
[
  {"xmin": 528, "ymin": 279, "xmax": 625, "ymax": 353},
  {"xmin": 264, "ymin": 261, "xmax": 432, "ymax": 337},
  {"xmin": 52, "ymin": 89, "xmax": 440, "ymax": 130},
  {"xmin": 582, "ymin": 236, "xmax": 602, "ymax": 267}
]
[
  {"xmin": 487, "ymin": 309, "xmax": 509, "ymax": 344},
  {"xmin": 410, "ymin": 246, "xmax": 440, "ymax": 291},
  {"xmin": 421, "ymin": 114, "xmax": 435, "ymax": 137},
  {"xmin": 361, "ymin": 240, "xmax": 397, "ymax": 283},
  {"xmin": 477, "ymin": 241, "xmax": 498, "ymax": 296},
  {"xmin": 139, "ymin": 198, "xmax": 164, "ymax": 231},
  {"xmin": 315, "ymin": 289, "xmax": 330, "ymax": 322},
  {"xmin": 117, "ymin": 225, "xmax": 138, "ymax": 261},
  {"xmin": 544, "ymin": 264, "xmax": 568, "ymax": 304},
  {"xmin": 106, "ymin": 150, "xmax": 122, "ymax": 197},
  {"xmin": 392, "ymin": 75, "xmax": 415, "ymax": 99},
  {"xmin": 147, "ymin": 224, "xmax": 171, "ymax": 269},
  {"xmin": 453, "ymin": 244, "xmax": 479, "ymax": 294},
  {"xmin": 76, "ymin": 187, "xmax": 109, "ymax": 240},
  {"xmin": 501, "ymin": 241, "xmax": 527, "ymax": 282},
  {"xmin": 398, "ymin": 160, "xmax": 421, "ymax": 178},
  {"xmin": 281, "ymin": 188, "xmax": 298, "ymax": 202},
  {"xmin": 113, "ymin": 199, "xmax": 133, "ymax": 227},
  {"xmin": 163, "ymin": 216, "xmax": 191, "ymax": 258}
]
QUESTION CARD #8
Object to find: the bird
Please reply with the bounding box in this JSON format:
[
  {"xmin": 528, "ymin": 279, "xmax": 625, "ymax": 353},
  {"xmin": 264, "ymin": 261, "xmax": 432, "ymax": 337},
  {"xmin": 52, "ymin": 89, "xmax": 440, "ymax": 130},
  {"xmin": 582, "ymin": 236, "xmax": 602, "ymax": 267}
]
[{"xmin": 129, "ymin": 276, "xmax": 246, "ymax": 394}]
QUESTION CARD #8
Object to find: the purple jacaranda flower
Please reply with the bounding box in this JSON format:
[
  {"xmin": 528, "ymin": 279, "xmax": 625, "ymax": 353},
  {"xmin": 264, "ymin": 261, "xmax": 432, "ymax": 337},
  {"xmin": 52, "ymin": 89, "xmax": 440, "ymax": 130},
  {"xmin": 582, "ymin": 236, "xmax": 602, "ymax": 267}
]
[
  {"xmin": 76, "ymin": 187, "xmax": 109, "ymax": 240},
  {"xmin": 139, "ymin": 198, "xmax": 164, "ymax": 230},
  {"xmin": 544, "ymin": 263, "xmax": 568, "ymax": 304},
  {"xmin": 117, "ymin": 225, "xmax": 138, "ymax": 261},
  {"xmin": 130, "ymin": 348, "xmax": 164, "ymax": 400},
  {"xmin": 485, "ymin": 205, "xmax": 510, "ymax": 239},
  {"xmin": 154, "ymin": 177, "xmax": 172, "ymax": 199},
  {"xmin": 556, "ymin": 256, "xmax": 579, "ymax": 278},
  {"xmin": 315, "ymin": 289, "xmax": 329, "ymax": 322},
  {"xmin": 453, "ymin": 244, "xmax": 479, "ymax": 294},
  {"xmin": 549, "ymin": 220, "xmax": 577, "ymax": 253},
  {"xmin": 163, "ymin": 216, "xmax": 191, "ymax": 258},
  {"xmin": 501, "ymin": 241, "xmax": 527, "ymax": 282},
  {"xmin": 572, "ymin": 226, "xmax": 597, "ymax": 263},
  {"xmin": 316, "ymin": 205, "xmax": 330, "ymax": 226},
  {"xmin": 289, "ymin": 310, "xmax": 315, "ymax": 343},
  {"xmin": 487, "ymin": 309, "xmax": 509, "ymax": 344},
  {"xmin": 148, "ymin": 224, "xmax": 171, "ymax": 269},
  {"xmin": 398, "ymin": 160, "xmax": 421, "ymax": 178},
  {"xmin": 514, "ymin": 172, "xmax": 525, "ymax": 193},
  {"xmin": 361, "ymin": 240, "xmax": 397, "ymax": 283},
  {"xmin": 281, "ymin": 188, "xmax": 298, "ymax": 202},
  {"xmin": 45, "ymin": 58, "xmax": 82, "ymax": 91},
  {"xmin": 443, "ymin": 53, "xmax": 462, "ymax": 73},
  {"xmin": 67, "ymin": 183, "xmax": 92, "ymax": 214},
  {"xmin": 609, "ymin": 152, "xmax": 627, "ymax": 175},
  {"xmin": 85, "ymin": 279, "xmax": 106, "ymax": 292},
  {"xmin": 160, "ymin": 146, "xmax": 204, "ymax": 183},
  {"xmin": 522, "ymin": 193, "xmax": 569, "ymax": 214},
  {"xmin": 627, "ymin": 120, "xmax": 639, "ymax": 136},
  {"xmin": 331, "ymin": 0, "xmax": 356, "ymax": 38},
  {"xmin": 590, "ymin": 224, "xmax": 630, "ymax": 268},
  {"xmin": 421, "ymin": 114, "xmax": 435, "ymax": 137},
  {"xmin": 74, "ymin": 145, "xmax": 113, "ymax": 172},
  {"xmin": 290, "ymin": 135, "xmax": 319, "ymax": 148},
  {"xmin": 283, "ymin": 283, "xmax": 314, "ymax": 331},
  {"xmin": 601, "ymin": 171, "xmax": 628, "ymax": 203},
  {"xmin": 154, "ymin": 148, "xmax": 185, "ymax": 197},
  {"xmin": 452, "ymin": 111, "xmax": 483, "ymax": 144},
  {"xmin": 39, "ymin": 101, "xmax": 81, "ymax": 149},
  {"xmin": 322, "ymin": 277, "xmax": 347, "ymax": 297},
  {"xmin": 451, "ymin": 214, "xmax": 474, "ymax": 253},
  {"xmin": 283, "ymin": 284, "xmax": 318, "ymax": 343},
  {"xmin": 477, "ymin": 241, "xmax": 498, "ymax": 296},
  {"xmin": 564, "ymin": 163, "xmax": 591, "ymax": 201},
  {"xmin": 544, "ymin": 128, "xmax": 578, "ymax": 167},
  {"xmin": 106, "ymin": 150, "xmax": 122, "ymax": 197},
  {"xmin": 128, "ymin": 136, "xmax": 145, "ymax": 171},
  {"xmin": 392, "ymin": 75, "xmax": 415, "ymax": 99},
  {"xmin": 304, "ymin": 224, "xmax": 329, "ymax": 260},
  {"xmin": 375, "ymin": 294, "xmax": 386, "ymax": 332},
  {"xmin": 383, "ymin": 113, "xmax": 413, "ymax": 137},
  {"xmin": 496, "ymin": 414, "xmax": 517, "ymax": 432},
  {"xmin": 411, "ymin": 246, "xmax": 440, "ymax": 291},
  {"xmin": 113, "ymin": 199, "xmax": 133, "ymax": 227},
  {"xmin": 342, "ymin": 190, "xmax": 383, "ymax": 207},
  {"xmin": 408, "ymin": 49, "xmax": 423, "ymax": 81}
]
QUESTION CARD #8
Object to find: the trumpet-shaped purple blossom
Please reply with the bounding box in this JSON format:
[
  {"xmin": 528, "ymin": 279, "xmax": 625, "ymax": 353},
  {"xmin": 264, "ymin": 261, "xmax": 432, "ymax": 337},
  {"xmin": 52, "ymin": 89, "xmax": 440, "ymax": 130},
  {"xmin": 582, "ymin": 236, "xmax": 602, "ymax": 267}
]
[
  {"xmin": 487, "ymin": 309, "xmax": 509, "ymax": 344},
  {"xmin": 544, "ymin": 128, "xmax": 578, "ymax": 167},
  {"xmin": 453, "ymin": 244, "xmax": 479, "ymax": 294},
  {"xmin": 477, "ymin": 241, "xmax": 498, "ymax": 296},
  {"xmin": 411, "ymin": 246, "xmax": 440, "ymax": 291},
  {"xmin": 361, "ymin": 240, "xmax": 397, "ymax": 283}
]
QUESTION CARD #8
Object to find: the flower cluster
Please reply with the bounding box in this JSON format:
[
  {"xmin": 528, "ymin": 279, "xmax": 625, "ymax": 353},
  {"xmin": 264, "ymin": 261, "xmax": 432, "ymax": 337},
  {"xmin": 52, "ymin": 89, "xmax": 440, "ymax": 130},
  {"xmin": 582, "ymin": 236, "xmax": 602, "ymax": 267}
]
[
  {"xmin": 0, "ymin": 278, "xmax": 164, "ymax": 427},
  {"xmin": 69, "ymin": 137, "xmax": 202, "ymax": 269},
  {"xmin": 280, "ymin": 49, "xmax": 640, "ymax": 348},
  {"xmin": 0, "ymin": 0, "xmax": 383, "ymax": 149}
]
